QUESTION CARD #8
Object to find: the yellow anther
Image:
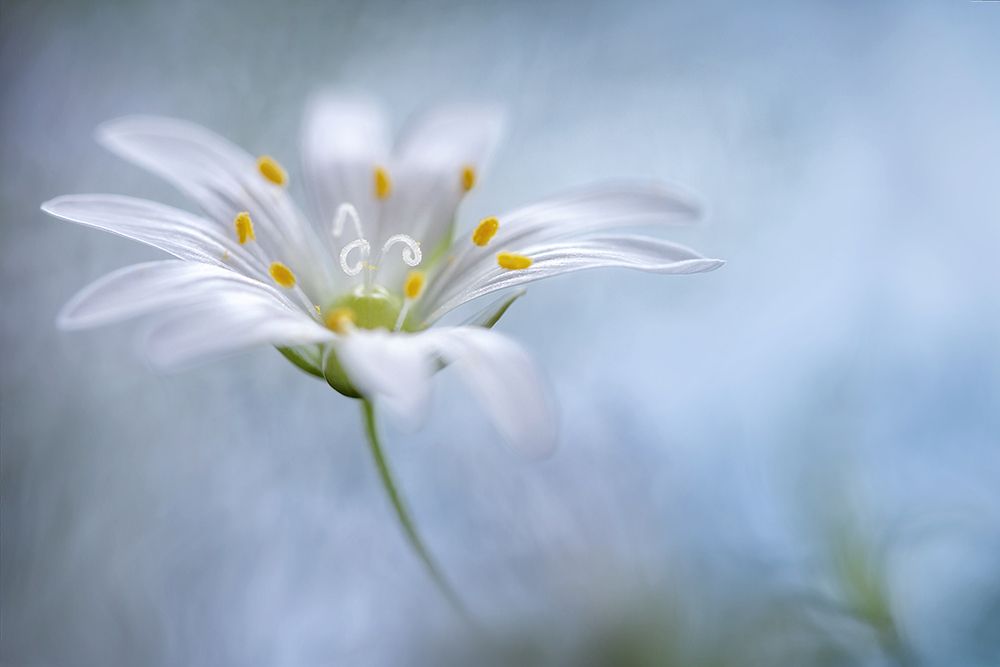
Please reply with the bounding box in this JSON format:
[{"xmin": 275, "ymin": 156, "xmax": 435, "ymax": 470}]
[
  {"xmin": 324, "ymin": 307, "xmax": 356, "ymax": 333},
  {"xmin": 497, "ymin": 252, "xmax": 532, "ymax": 270},
  {"xmin": 403, "ymin": 270, "xmax": 425, "ymax": 300},
  {"xmin": 257, "ymin": 155, "xmax": 287, "ymax": 186},
  {"xmin": 472, "ymin": 216, "xmax": 499, "ymax": 247},
  {"xmin": 314, "ymin": 304, "xmax": 321, "ymax": 314},
  {"xmin": 268, "ymin": 262, "xmax": 297, "ymax": 288},
  {"xmin": 374, "ymin": 166, "xmax": 391, "ymax": 199},
  {"xmin": 461, "ymin": 165, "xmax": 477, "ymax": 192},
  {"xmin": 233, "ymin": 211, "xmax": 255, "ymax": 244}
]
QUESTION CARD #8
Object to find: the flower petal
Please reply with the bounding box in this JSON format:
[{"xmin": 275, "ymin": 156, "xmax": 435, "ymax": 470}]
[
  {"xmin": 98, "ymin": 115, "xmax": 337, "ymax": 300},
  {"xmin": 58, "ymin": 260, "xmax": 296, "ymax": 330},
  {"xmin": 334, "ymin": 326, "xmax": 556, "ymax": 457},
  {"xmin": 371, "ymin": 163, "xmax": 462, "ymax": 291},
  {"xmin": 421, "ymin": 182, "xmax": 705, "ymax": 311},
  {"xmin": 377, "ymin": 105, "xmax": 505, "ymax": 274},
  {"xmin": 396, "ymin": 104, "xmax": 504, "ymax": 174},
  {"xmin": 427, "ymin": 327, "xmax": 556, "ymax": 459},
  {"xmin": 301, "ymin": 93, "xmax": 390, "ymax": 242},
  {"xmin": 333, "ymin": 327, "xmax": 436, "ymax": 426},
  {"xmin": 42, "ymin": 194, "xmax": 263, "ymax": 274},
  {"xmin": 423, "ymin": 235, "xmax": 725, "ymax": 322},
  {"xmin": 142, "ymin": 293, "xmax": 334, "ymax": 371}
]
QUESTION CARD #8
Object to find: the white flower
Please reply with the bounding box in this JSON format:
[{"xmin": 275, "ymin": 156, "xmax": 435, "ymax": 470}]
[{"xmin": 42, "ymin": 93, "xmax": 724, "ymax": 457}]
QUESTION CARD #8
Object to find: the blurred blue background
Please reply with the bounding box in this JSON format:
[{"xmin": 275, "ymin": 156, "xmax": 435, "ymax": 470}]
[{"xmin": 2, "ymin": 0, "xmax": 999, "ymax": 665}]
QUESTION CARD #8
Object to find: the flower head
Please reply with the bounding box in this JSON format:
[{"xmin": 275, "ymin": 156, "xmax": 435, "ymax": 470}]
[{"xmin": 42, "ymin": 93, "xmax": 724, "ymax": 456}]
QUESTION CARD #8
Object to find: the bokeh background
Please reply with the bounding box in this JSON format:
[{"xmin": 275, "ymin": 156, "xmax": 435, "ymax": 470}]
[{"xmin": 3, "ymin": 0, "xmax": 999, "ymax": 665}]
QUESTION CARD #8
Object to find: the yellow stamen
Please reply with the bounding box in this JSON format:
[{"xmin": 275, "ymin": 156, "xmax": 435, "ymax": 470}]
[
  {"xmin": 314, "ymin": 305, "xmax": 321, "ymax": 314},
  {"xmin": 269, "ymin": 262, "xmax": 297, "ymax": 288},
  {"xmin": 403, "ymin": 270, "xmax": 425, "ymax": 300},
  {"xmin": 324, "ymin": 307, "xmax": 355, "ymax": 333},
  {"xmin": 374, "ymin": 166, "xmax": 391, "ymax": 199},
  {"xmin": 497, "ymin": 252, "xmax": 532, "ymax": 270},
  {"xmin": 461, "ymin": 165, "xmax": 477, "ymax": 192},
  {"xmin": 233, "ymin": 211, "xmax": 255, "ymax": 244},
  {"xmin": 257, "ymin": 155, "xmax": 287, "ymax": 186},
  {"xmin": 472, "ymin": 217, "xmax": 499, "ymax": 247}
]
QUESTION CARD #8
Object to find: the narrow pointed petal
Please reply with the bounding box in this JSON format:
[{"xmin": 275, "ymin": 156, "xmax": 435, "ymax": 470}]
[
  {"xmin": 335, "ymin": 327, "xmax": 556, "ymax": 457},
  {"xmin": 98, "ymin": 115, "xmax": 336, "ymax": 299},
  {"xmin": 396, "ymin": 104, "xmax": 504, "ymax": 174},
  {"xmin": 421, "ymin": 182, "xmax": 705, "ymax": 310},
  {"xmin": 58, "ymin": 260, "xmax": 296, "ymax": 330},
  {"xmin": 42, "ymin": 194, "xmax": 265, "ymax": 276},
  {"xmin": 424, "ymin": 235, "xmax": 724, "ymax": 322},
  {"xmin": 98, "ymin": 115, "xmax": 287, "ymax": 232},
  {"xmin": 427, "ymin": 327, "xmax": 556, "ymax": 459},
  {"xmin": 372, "ymin": 164, "xmax": 461, "ymax": 290},
  {"xmin": 334, "ymin": 328, "xmax": 436, "ymax": 426},
  {"xmin": 373, "ymin": 105, "xmax": 506, "ymax": 284},
  {"xmin": 301, "ymin": 93, "xmax": 390, "ymax": 240},
  {"xmin": 143, "ymin": 294, "xmax": 334, "ymax": 371}
]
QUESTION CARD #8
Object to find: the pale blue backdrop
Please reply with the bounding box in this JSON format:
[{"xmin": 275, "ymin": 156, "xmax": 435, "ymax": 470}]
[{"xmin": 2, "ymin": 1, "xmax": 999, "ymax": 665}]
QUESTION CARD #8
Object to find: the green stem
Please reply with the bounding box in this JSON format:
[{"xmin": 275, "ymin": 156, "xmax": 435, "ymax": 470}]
[{"xmin": 360, "ymin": 400, "xmax": 471, "ymax": 620}]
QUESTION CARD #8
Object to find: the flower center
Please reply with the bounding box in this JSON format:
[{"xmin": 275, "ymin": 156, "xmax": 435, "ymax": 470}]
[
  {"xmin": 326, "ymin": 285, "xmax": 402, "ymax": 331},
  {"xmin": 331, "ymin": 203, "xmax": 422, "ymax": 285}
]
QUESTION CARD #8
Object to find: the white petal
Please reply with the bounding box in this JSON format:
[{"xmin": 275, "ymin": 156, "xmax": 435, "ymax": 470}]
[
  {"xmin": 424, "ymin": 235, "xmax": 725, "ymax": 322},
  {"xmin": 42, "ymin": 194, "xmax": 263, "ymax": 274},
  {"xmin": 301, "ymin": 93, "xmax": 389, "ymax": 242},
  {"xmin": 426, "ymin": 327, "xmax": 556, "ymax": 458},
  {"xmin": 335, "ymin": 326, "xmax": 556, "ymax": 457},
  {"xmin": 98, "ymin": 115, "xmax": 280, "ymax": 231},
  {"xmin": 396, "ymin": 104, "xmax": 504, "ymax": 173},
  {"xmin": 421, "ymin": 182, "xmax": 705, "ymax": 311},
  {"xmin": 143, "ymin": 293, "xmax": 334, "ymax": 371},
  {"xmin": 371, "ymin": 163, "xmax": 460, "ymax": 290},
  {"xmin": 333, "ymin": 328, "xmax": 436, "ymax": 426},
  {"xmin": 98, "ymin": 115, "xmax": 336, "ymax": 300},
  {"xmin": 376, "ymin": 105, "xmax": 505, "ymax": 270},
  {"xmin": 58, "ymin": 260, "xmax": 295, "ymax": 330}
]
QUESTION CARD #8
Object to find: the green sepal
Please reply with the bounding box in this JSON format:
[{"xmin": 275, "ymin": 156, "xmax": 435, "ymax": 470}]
[
  {"xmin": 470, "ymin": 289, "xmax": 526, "ymax": 329},
  {"xmin": 277, "ymin": 345, "xmax": 324, "ymax": 379},
  {"xmin": 323, "ymin": 346, "xmax": 362, "ymax": 398}
]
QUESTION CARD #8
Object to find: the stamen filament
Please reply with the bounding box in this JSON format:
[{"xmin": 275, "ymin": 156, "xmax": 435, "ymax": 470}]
[{"xmin": 394, "ymin": 302, "xmax": 412, "ymax": 332}]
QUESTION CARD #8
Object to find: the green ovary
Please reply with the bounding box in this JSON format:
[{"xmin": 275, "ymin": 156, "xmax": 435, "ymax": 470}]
[
  {"xmin": 321, "ymin": 285, "xmax": 420, "ymax": 397},
  {"xmin": 330, "ymin": 285, "xmax": 403, "ymax": 330}
]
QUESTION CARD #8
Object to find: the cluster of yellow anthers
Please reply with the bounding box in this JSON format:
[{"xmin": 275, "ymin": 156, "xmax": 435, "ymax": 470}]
[{"xmin": 229, "ymin": 155, "xmax": 534, "ymax": 329}]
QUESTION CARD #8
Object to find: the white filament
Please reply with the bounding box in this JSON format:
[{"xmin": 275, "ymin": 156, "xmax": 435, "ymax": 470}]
[
  {"xmin": 331, "ymin": 203, "xmax": 363, "ymax": 240},
  {"xmin": 339, "ymin": 239, "xmax": 370, "ymax": 276},
  {"xmin": 380, "ymin": 234, "xmax": 422, "ymax": 267}
]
